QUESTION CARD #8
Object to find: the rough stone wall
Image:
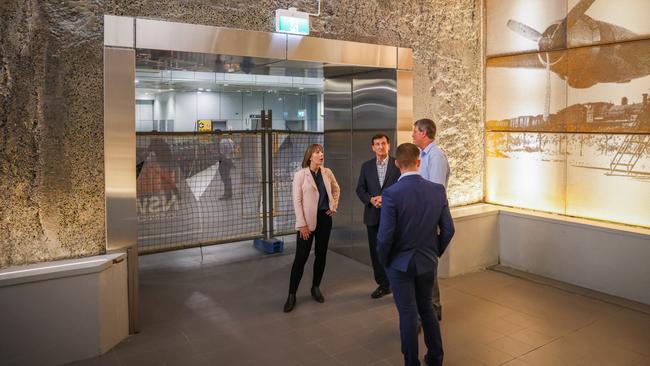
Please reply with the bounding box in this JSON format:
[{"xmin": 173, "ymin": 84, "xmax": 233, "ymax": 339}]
[
  {"xmin": 0, "ymin": 0, "xmax": 483, "ymax": 268},
  {"xmin": 0, "ymin": 1, "xmax": 106, "ymax": 268}
]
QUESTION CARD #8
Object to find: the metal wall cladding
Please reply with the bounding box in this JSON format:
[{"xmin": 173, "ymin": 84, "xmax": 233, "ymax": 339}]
[
  {"xmin": 324, "ymin": 76, "xmax": 353, "ymax": 226},
  {"xmin": 324, "ymin": 71, "xmax": 398, "ymax": 263},
  {"xmin": 136, "ymin": 18, "xmax": 287, "ymax": 60},
  {"xmin": 105, "ymin": 48, "xmax": 137, "ymax": 252},
  {"xmin": 352, "ymin": 69, "xmax": 397, "ymax": 131}
]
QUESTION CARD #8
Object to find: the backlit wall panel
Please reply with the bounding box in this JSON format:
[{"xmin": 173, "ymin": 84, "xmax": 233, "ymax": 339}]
[
  {"xmin": 486, "ymin": 132, "xmax": 567, "ymax": 214},
  {"xmin": 566, "ymin": 134, "xmax": 650, "ymax": 227},
  {"xmin": 566, "ymin": 0, "xmax": 650, "ymax": 48},
  {"xmin": 487, "ymin": 0, "xmax": 567, "ymax": 56},
  {"xmin": 486, "ymin": 51, "xmax": 568, "ymax": 132},
  {"xmin": 486, "ymin": 0, "xmax": 650, "ymax": 228}
]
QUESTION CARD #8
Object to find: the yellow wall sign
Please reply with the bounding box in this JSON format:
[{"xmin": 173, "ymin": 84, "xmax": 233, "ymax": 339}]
[{"xmin": 197, "ymin": 119, "xmax": 212, "ymax": 132}]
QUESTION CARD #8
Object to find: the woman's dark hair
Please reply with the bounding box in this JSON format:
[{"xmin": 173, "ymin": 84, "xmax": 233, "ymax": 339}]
[{"xmin": 301, "ymin": 144, "xmax": 324, "ymax": 168}]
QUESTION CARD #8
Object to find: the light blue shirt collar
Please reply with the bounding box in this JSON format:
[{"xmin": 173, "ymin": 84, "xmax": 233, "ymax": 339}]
[
  {"xmin": 398, "ymin": 171, "xmax": 420, "ymax": 181},
  {"xmin": 420, "ymin": 141, "xmax": 437, "ymax": 156}
]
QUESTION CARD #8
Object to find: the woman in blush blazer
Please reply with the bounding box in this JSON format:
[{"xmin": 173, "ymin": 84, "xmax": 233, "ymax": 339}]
[{"xmin": 284, "ymin": 144, "xmax": 340, "ymax": 313}]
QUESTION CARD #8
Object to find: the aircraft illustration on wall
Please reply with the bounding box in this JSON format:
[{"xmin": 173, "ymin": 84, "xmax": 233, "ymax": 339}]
[{"xmin": 498, "ymin": 0, "xmax": 650, "ymax": 89}]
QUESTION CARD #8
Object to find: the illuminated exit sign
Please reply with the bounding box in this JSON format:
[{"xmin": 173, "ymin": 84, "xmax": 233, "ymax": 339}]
[{"xmin": 275, "ymin": 8, "xmax": 310, "ymax": 35}]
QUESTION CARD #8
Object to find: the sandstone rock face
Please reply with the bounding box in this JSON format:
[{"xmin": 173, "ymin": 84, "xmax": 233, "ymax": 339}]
[{"xmin": 0, "ymin": 0, "xmax": 483, "ymax": 267}]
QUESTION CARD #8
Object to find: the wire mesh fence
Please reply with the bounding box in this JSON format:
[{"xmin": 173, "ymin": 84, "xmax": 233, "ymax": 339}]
[
  {"xmin": 272, "ymin": 132, "xmax": 325, "ymax": 235},
  {"xmin": 136, "ymin": 131, "xmax": 323, "ymax": 254},
  {"xmin": 136, "ymin": 132, "xmax": 263, "ymax": 254}
]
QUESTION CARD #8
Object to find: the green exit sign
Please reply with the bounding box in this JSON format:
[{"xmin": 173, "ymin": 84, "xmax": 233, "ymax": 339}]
[{"xmin": 275, "ymin": 8, "xmax": 310, "ymax": 35}]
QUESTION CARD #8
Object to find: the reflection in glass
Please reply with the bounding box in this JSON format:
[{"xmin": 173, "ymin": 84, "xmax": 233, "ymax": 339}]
[{"xmin": 135, "ymin": 68, "xmax": 324, "ymax": 133}]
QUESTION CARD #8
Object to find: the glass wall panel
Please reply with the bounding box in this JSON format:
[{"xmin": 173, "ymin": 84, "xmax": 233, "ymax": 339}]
[
  {"xmin": 487, "ymin": 0, "xmax": 567, "ymax": 57},
  {"xmin": 567, "ymin": 39, "xmax": 650, "ymax": 133},
  {"xmin": 567, "ymin": 0, "xmax": 650, "ymax": 48},
  {"xmin": 486, "ymin": 0, "xmax": 650, "ymax": 228},
  {"xmin": 487, "ymin": 51, "xmax": 568, "ymax": 132},
  {"xmin": 566, "ymin": 133, "xmax": 650, "ymax": 227},
  {"xmin": 486, "ymin": 132, "xmax": 567, "ymax": 214}
]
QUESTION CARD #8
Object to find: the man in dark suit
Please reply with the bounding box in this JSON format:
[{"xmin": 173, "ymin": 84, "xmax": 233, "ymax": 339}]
[
  {"xmin": 356, "ymin": 133, "xmax": 401, "ymax": 299},
  {"xmin": 377, "ymin": 143, "xmax": 455, "ymax": 366}
]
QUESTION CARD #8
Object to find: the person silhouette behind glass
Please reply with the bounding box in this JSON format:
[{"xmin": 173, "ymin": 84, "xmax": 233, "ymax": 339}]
[{"xmin": 215, "ymin": 130, "xmax": 235, "ymax": 200}]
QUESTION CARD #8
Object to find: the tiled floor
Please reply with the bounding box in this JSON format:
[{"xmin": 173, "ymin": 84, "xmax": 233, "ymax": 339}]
[{"xmin": 69, "ymin": 245, "xmax": 650, "ymax": 366}]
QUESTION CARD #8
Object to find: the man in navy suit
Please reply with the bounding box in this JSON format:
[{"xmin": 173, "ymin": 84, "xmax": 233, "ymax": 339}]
[
  {"xmin": 377, "ymin": 143, "xmax": 455, "ymax": 366},
  {"xmin": 356, "ymin": 133, "xmax": 401, "ymax": 298}
]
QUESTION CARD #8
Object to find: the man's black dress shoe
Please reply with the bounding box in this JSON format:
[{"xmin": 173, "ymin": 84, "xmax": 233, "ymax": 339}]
[
  {"xmin": 311, "ymin": 286, "xmax": 324, "ymax": 303},
  {"xmin": 283, "ymin": 294, "xmax": 296, "ymax": 312},
  {"xmin": 424, "ymin": 355, "xmax": 443, "ymax": 366},
  {"xmin": 371, "ymin": 286, "xmax": 392, "ymax": 299}
]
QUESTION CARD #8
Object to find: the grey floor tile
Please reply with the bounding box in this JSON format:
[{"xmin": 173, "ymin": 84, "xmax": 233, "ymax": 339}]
[{"xmin": 71, "ymin": 246, "xmax": 649, "ymax": 366}]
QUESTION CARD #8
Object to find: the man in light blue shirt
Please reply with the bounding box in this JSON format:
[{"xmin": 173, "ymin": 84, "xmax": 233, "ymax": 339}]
[
  {"xmin": 412, "ymin": 118, "xmax": 450, "ymax": 321},
  {"xmin": 413, "ymin": 119, "xmax": 450, "ymax": 189}
]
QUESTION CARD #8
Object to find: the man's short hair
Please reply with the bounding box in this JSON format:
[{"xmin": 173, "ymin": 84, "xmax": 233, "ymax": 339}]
[
  {"xmin": 413, "ymin": 118, "xmax": 437, "ymax": 139},
  {"xmin": 371, "ymin": 133, "xmax": 390, "ymax": 145},
  {"xmin": 395, "ymin": 143, "xmax": 420, "ymax": 169}
]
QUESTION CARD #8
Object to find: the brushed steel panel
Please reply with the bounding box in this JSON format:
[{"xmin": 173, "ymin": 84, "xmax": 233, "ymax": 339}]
[
  {"xmin": 396, "ymin": 70, "xmax": 413, "ymax": 144},
  {"xmin": 104, "ymin": 48, "xmax": 137, "ymax": 251},
  {"xmin": 324, "ymin": 76, "xmax": 353, "ymax": 226},
  {"xmin": 104, "ymin": 15, "xmax": 134, "ymax": 48},
  {"xmin": 324, "ymin": 77, "xmax": 352, "ymax": 131},
  {"xmin": 288, "ymin": 35, "xmax": 397, "ymax": 68},
  {"xmin": 397, "ymin": 47, "xmax": 413, "ymax": 70},
  {"xmin": 324, "ymin": 131, "xmax": 352, "ymax": 226},
  {"xmin": 351, "ymin": 70, "xmax": 397, "ymax": 226},
  {"xmin": 352, "ymin": 69, "xmax": 396, "ymax": 130},
  {"xmin": 136, "ymin": 19, "xmax": 287, "ymax": 59}
]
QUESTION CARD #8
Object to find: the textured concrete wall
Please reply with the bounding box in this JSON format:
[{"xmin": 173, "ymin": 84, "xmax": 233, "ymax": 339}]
[
  {"xmin": 0, "ymin": 1, "xmax": 106, "ymax": 268},
  {"xmin": 0, "ymin": 0, "xmax": 483, "ymax": 268}
]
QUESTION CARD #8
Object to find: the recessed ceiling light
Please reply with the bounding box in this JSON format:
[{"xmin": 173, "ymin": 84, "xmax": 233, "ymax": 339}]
[
  {"xmin": 223, "ymin": 84, "xmax": 229, "ymax": 87},
  {"xmin": 135, "ymin": 79, "xmax": 139, "ymax": 83},
  {"xmin": 206, "ymin": 89, "xmax": 212, "ymax": 92},
  {"xmin": 197, "ymin": 91, "xmax": 202, "ymax": 94},
  {"xmin": 198, "ymin": 88, "xmax": 204, "ymax": 91}
]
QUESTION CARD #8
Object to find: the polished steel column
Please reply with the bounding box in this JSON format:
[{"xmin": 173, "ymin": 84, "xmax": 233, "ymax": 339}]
[{"xmin": 104, "ymin": 44, "xmax": 138, "ymax": 333}]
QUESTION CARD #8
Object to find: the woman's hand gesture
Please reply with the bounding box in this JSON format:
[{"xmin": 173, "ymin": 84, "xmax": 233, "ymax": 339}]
[{"xmin": 298, "ymin": 226, "xmax": 311, "ymax": 240}]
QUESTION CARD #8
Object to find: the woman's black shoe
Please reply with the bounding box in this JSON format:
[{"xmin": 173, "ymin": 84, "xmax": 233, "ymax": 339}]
[
  {"xmin": 283, "ymin": 294, "xmax": 296, "ymax": 312},
  {"xmin": 311, "ymin": 286, "xmax": 325, "ymax": 303}
]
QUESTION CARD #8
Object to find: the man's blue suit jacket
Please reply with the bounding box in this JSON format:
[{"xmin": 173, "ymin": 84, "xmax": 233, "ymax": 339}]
[{"xmin": 377, "ymin": 174, "xmax": 455, "ymax": 275}]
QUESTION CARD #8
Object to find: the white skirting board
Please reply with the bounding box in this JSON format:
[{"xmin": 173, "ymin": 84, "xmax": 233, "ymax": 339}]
[
  {"xmin": 438, "ymin": 204, "xmax": 650, "ymax": 306},
  {"xmin": 498, "ymin": 209, "xmax": 650, "ymax": 305},
  {"xmin": 0, "ymin": 253, "xmax": 129, "ymax": 366}
]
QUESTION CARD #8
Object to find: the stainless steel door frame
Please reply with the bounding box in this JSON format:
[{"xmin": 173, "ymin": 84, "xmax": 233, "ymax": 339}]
[
  {"xmin": 104, "ymin": 45, "xmax": 138, "ymax": 333},
  {"xmin": 103, "ymin": 14, "xmax": 413, "ymax": 334}
]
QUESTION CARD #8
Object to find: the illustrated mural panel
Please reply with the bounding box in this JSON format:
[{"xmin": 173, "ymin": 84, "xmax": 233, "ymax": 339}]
[
  {"xmin": 486, "ymin": 51, "xmax": 568, "ymax": 132},
  {"xmin": 486, "ymin": 132, "xmax": 567, "ymax": 214},
  {"xmin": 567, "ymin": 0, "xmax": 650, "ymax": 48},
  {"xmin": 566, "ymin": 133, "xmax": 650, "ymax": 227},
  {"xmin": 566, "ymin": 39, "xmax": 650, "ymax": 133},
  {"xmin": 487, "ymin": 0, "xmax": 567, "ymax": 56}
]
